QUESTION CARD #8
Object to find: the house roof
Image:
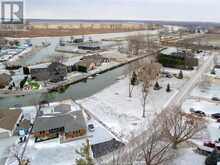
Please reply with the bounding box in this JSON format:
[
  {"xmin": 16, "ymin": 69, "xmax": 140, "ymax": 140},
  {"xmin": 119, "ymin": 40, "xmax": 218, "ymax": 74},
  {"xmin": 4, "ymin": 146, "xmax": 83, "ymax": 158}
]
[
  {"xmin": 33, "ymin": 109, "xmax": 87, "ymax": 133},
  {"xmin": 0, "ymin": 73, "xmax": 12, "ymax": 86},
  {"xmin": 77, "ymin": 59, "xmax": 95, "ymax": 68},
  {"xmin": 0, "ymin": 109, "xmax": 22, "ymax": 131},
  {"xmin": 91, "ymin": 139, "xmax": 125, "ymax": 158},
  {"xmin": 28, "ymin": 63, "xmax": 50, "ymax": 70}
]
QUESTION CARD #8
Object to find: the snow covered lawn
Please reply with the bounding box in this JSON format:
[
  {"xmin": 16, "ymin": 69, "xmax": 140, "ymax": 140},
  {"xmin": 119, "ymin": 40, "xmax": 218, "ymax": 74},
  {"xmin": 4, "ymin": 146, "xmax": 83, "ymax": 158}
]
[
  {"xmin": 171, "ymin": 148, "xmax": 206, "ymax": 165},
  {"xmin": 78, "ymin": 75, "xmax": 188, "ymax": 140}
]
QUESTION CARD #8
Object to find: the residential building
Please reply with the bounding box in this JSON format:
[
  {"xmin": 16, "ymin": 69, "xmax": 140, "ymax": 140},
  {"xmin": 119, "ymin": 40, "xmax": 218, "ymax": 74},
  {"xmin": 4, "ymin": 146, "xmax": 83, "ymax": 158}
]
[
  {"xmin": 32, "ymin": 104, "xmax": 87, "ymax": 142},
  {"xmin": 24, "ymin": 62, "xmax": 68, "ymax": 83},
  {"xmin": 158, "ymin": 47, "xmax": 198, "ymax": 69},
  {"xmin": 48, "ymin": 62, "xmax": 67, "ymax": 83},
  {"xmin": 0, "ymin": 109, "xmax": 22, "ymax": 138}
]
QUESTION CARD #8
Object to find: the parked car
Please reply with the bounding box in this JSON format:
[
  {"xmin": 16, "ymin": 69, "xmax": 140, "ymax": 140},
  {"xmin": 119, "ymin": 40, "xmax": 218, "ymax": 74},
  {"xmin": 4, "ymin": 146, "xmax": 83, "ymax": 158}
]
[
  {"xmin": 88, "ymin": 124, "xmax": 95, "ymax": 132},
  {"xmin": 190, "ymin": 108, "xmax": 206, "ymax": 117},
  {"xmin": 166, "ymin": 74, "xmax": 173, "ymax": 78},
  {"xmin": 204, "ymin": 141, "xmax": 216, "ymax": 148},
  {"xmin": 211, "ymin": 113, "xmax": 220, "ymax": 119},
  {"xmin": 212, "ymin": 97, "xmax": 220, "ymax": 101}
]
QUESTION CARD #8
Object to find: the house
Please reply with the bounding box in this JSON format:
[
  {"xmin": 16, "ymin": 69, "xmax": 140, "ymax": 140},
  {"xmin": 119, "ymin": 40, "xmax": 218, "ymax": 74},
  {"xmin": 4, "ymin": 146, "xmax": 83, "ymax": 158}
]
[
  {"xmin": 76, "ymin": 54, "xmax": 110, "ymax": 73},
  {"xmin": 78, "ymin": 42, "xmax": 101, "ymax": 51},
  {"xmin": 158, "ymin": 47, "xmax": 198, "ymax": 69},
  {"xmin": 78, "ymin": 45, "xmax": 100, "ymax": 51},
  {"xmin": 32, "ymin": 104, "xmax": 87, "ymax": 142},
  {"xmin": 80, "ymin": 54, "xmax": 111, "ymax": 64},
  {"xmin": 48, "ymin": 62, "xmax": 67, "ymax": 83},
  {"xmin": 91, "ymin": 138, "xmax": 125, "ymax": 158},
  {"xmin": 0, "ymin": 109, "xmax": 22, "ymax": 138},
  {"xmin": 24, "ymin": 62, "xmax": 67, "ymax": 83},
  {"xmin": 23, "ymin": 63, "xmax": 50, "ymax": 81},
  {"xmin": 76, "ymin": 60, "xmax": 97, "ymax": 73}
]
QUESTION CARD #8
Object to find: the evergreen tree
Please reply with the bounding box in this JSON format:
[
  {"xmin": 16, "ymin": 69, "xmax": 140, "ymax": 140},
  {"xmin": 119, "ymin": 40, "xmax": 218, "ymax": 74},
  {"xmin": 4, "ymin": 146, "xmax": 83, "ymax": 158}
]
[
  {"xmin": 211, "ymin": 68, "xmax": 216, "ymax": 75},
  {"xmin": 75, "ymin": 139, "xmax": 94, "ymax": 165},
  {"xmin": 205, "ymin": 150, "xmax": 219, "ymax": 165},
  {"xmin": 131, "ymin": 72, "xmax": 138, "ymax": 85},
  {"xmin": 154, "ymin": 81, "xmax": 161, "ymax": 90},
  {"xmin": 166, "ymin": 83, "xmax": 171, "ymax": 92},
  {"xmin": 178, "ymin": 70, "xmax": 183, "ymax": 79}
]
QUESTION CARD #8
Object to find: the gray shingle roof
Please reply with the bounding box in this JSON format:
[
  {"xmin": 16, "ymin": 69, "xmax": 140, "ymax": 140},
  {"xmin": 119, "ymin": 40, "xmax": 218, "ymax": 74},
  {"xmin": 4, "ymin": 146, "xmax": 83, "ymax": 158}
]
[
  {"xmin": 0, "ymin": 109, "xmax": 22, "ymax": 131},
  {"xmin": 33, "ymin": 110, "xmax": 87, "ymax": 133}
]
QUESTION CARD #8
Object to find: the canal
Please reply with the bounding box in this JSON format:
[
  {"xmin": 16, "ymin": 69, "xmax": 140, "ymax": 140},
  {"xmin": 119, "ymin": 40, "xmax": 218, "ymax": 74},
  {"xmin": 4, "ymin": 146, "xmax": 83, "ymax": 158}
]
[{"xmin": 0, "ymin": 64, "xmax": 128, "ymax": 108}]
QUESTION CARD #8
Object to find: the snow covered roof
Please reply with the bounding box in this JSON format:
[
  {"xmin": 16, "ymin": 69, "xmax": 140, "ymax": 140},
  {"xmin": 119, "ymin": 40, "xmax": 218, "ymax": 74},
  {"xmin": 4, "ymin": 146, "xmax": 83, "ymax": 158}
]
[
  {"xmin": 160, "ymin": 47, "xmax": 178, "ymax": 55},
  {"xmin": 27, "ymin": 63, "xmax": 50, "ymax": 70}
]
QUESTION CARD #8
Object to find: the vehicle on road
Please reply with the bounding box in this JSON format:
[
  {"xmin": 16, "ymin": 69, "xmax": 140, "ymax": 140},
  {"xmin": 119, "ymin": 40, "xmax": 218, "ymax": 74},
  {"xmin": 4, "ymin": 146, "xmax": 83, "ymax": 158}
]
[
  {"xmin": 212, "ymin": 97, "xmax": 220, "ymax": 101},
  {"xmin": 88, "ymin": 124, "xmax": 95, "ymax": 132},
  {"xmin": 190, "ymin": 108, "xmax": 206, "ymax": 117},
  {"xmin": 211, "ymin": 113, "xmax": 220, "ymax": 119}
]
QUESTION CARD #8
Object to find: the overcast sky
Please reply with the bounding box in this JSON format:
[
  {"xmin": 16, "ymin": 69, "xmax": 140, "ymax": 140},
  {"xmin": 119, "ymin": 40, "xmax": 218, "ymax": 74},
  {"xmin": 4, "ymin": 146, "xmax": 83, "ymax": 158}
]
[{"xmin": 23, "ymin": 0, "xmax": 220, "ymax": 22}]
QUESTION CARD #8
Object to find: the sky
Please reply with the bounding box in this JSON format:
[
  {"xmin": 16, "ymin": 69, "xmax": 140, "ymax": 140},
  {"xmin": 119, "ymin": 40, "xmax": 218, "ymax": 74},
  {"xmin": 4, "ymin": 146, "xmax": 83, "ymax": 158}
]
[{"xmin": 18, "ymin": 0, "xmax": 220, "ymax": 22}]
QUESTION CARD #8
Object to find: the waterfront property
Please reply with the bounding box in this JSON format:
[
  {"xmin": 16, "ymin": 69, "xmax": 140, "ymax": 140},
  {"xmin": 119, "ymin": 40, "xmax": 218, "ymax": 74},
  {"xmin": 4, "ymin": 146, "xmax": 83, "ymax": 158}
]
[
  {"xmin": 158, "ymin": 47, "xmax": 199, "ymax": 69},
  {"xmin": 24, "ymin": 63, "xmax": 50, "ymax": 81},
  {"xmin": 24, "ymin": 62, "xmax": 68, "ymax": 83},
  {"xmin": 0, "ymin": 109, "xmax": 22, "ymax": 138},
  {"xmin": 48, "ymin": 62, "xmax": 68, "ymax": 83},
  {"xmin": 80, "ymin": 54, "xmax": 111, "ymax": 64},
  {"xmin": 76, "ymin": 60, "xmax": 97, "ymax": 73},
  {"xmin": 76, "ymin": 54, "xmax": 111, "ymax": 72},
  {"xmin": 32, "ymin": 104, "xmax": 87, "ymax": 142}
]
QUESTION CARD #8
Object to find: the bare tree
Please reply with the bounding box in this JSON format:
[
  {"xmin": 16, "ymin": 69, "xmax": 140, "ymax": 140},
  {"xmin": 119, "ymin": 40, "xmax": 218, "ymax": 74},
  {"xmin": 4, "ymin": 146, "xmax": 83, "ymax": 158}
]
[
  {"xmin": 127, "ymin": 35, "xmax": 146, "ymax": 57},
  {"xmin": 10, "ymin": 145, "xmax": 30, "ymax": 165},
  {"xmin": 140, "ymin": 127, "xmax": 174, "ymax": 165},
  {"xmin": 138, "ymin": 63, "xmax": 161, "ymax": 118},
  {"xmin": 97, "ymin": 119, "xmax": 173, "ymax": 165},
  {"xmin": 160, "ymin": 106, "xmax": 206, "ymax": 149}
]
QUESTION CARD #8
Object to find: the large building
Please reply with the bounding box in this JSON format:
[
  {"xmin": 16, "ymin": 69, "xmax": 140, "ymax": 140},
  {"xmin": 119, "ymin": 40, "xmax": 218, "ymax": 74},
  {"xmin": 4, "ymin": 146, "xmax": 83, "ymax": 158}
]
[{"xmin": 32, "ymin": 104, "xmax": 87, "ymax": 142}]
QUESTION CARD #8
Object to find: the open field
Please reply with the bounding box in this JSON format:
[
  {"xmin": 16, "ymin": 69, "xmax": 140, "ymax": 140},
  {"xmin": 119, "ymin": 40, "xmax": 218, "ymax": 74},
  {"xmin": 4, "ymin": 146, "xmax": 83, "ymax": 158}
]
[{"xmin": 0, "ymin": 28, "xmax": 146, "ymax": 38}]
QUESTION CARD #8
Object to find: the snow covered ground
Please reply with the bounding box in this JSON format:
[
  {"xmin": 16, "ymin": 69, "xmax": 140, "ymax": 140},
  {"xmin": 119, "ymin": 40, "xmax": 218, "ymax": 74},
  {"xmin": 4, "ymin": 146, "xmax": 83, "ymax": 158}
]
[
  {"xmin": 5, "ymin": 118, "xmax": 116, "ymax": 165},
  {"xmin": 171, "ymin": 148, "xmax": 206, "ymax": 165},
  {"xmin": 0, "ymin": 137, "xmax": 18, "ymax": 165},
  {"xmin": 5, "ymin": 100, "xmax": 118, "ymax": 165},
  {"xmin": 78, "ymin": 74, "xmax": 188, "ymax": 140}
]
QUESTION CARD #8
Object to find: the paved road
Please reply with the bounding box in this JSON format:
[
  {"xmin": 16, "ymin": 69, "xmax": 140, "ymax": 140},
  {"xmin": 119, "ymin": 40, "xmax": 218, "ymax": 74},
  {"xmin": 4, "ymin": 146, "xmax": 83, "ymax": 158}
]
[
  {"xmin": 170, "ymin": 53, "xmax": 215, "ymax": 106},
  {"xmin": 98, "ymin": 52, "xmax": 216, "ymax": 164}
]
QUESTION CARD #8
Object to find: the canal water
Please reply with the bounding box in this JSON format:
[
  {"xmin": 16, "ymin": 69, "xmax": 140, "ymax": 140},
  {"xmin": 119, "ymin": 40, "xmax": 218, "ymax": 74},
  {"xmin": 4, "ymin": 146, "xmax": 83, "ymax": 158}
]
[{"xmin": 0, "ymin": 63, "xmax": 128, "ymax": 108}]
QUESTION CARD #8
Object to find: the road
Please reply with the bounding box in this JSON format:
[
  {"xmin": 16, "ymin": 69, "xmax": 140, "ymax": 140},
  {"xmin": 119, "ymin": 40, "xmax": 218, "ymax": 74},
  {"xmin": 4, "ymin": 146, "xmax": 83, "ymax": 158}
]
[{"xmin": 98, "ymin": 52, "xmax": 215, "ymax": 164}]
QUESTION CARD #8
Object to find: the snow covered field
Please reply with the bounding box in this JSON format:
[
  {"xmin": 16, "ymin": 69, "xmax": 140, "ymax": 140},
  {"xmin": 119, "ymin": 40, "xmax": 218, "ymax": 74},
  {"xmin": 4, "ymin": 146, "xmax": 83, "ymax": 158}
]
[{"xmin": 78, "ymin": 74, "xmax": 188, "ymax": 140}]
